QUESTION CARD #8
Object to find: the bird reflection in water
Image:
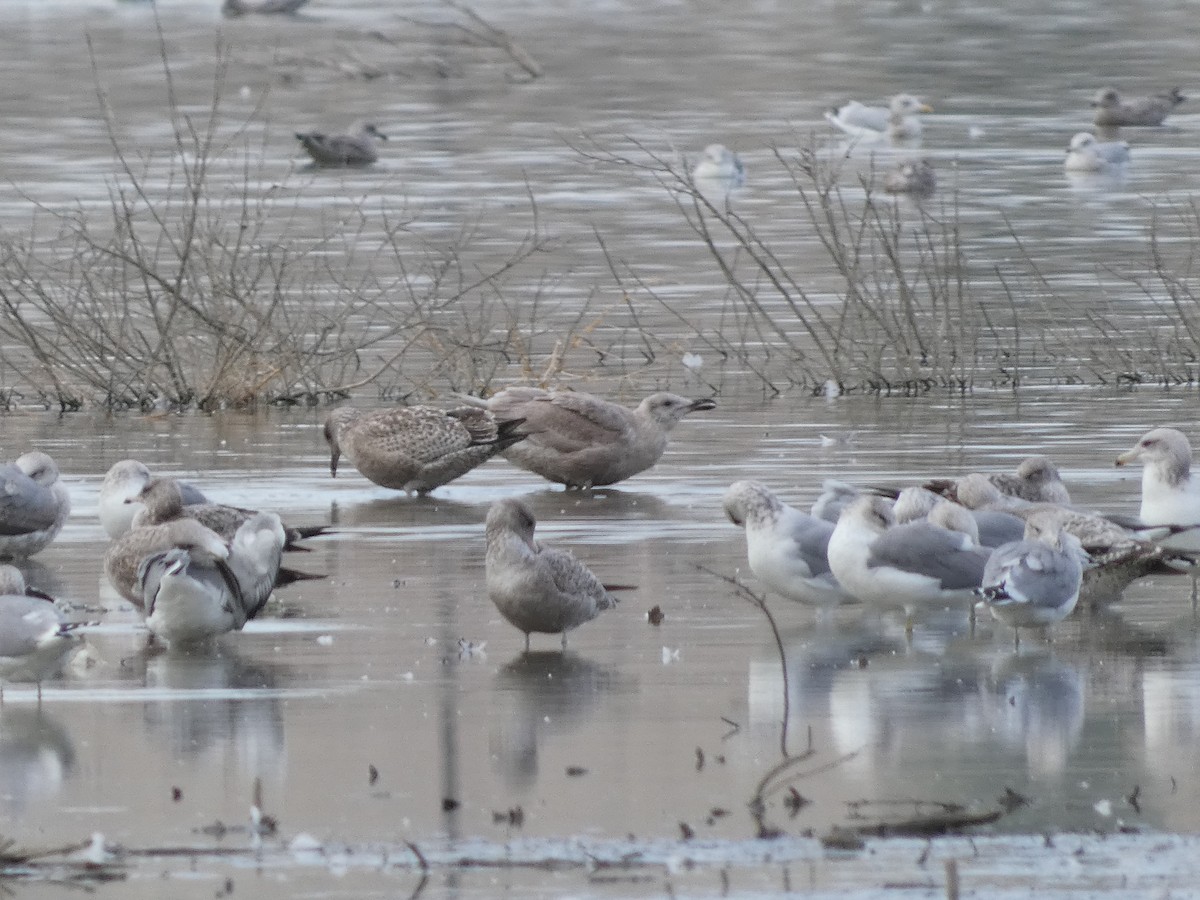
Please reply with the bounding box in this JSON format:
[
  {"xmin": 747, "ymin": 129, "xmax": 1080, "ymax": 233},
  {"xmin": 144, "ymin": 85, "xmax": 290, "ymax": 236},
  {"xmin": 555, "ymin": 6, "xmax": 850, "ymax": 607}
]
[
  {"xmin": 0, "ymin": 706, "xmax": 74, "ymax": 817},
  {"xmin": 489, "ymin": 651, "xmax": 629, "ymax": 788},
  {"xmin": 988, "ymin": 651, "xmax": 1085, "ymax": 778}
]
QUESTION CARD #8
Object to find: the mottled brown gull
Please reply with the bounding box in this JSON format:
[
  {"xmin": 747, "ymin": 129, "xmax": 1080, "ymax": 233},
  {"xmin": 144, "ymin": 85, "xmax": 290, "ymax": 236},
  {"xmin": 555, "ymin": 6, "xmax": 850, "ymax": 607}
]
[
  {"xmin": 924, "ymin": 455, "xmax": 1071, "ymax": 506},
  {"xmin": 324, "ymin": 405, "xmax": 526, "ymax": 495},
  {"xmin": 104, "ymin": 514, "xmax": 233, "ymax": 608},
  {"xmin": 0, "ymin": 565, "xmax": 84, "ymax": 697},
  {"xmin": 1091, "ymin": 87, "xmax": 1185, "ymax": 127},
  {"xmin": 295, "ymin": 123, "xmax": 387, "ymax": 167},
  {"xmin": 825, "ymin": 94, "xmax": 932, "ymax": 142},
  {"xmin": 99, "ymin": 460, "xmax": 208, "ymax": 540},
  {"xmin": 883, "ymin": 158, "xmax": 936, "ymax": 195},
  {"xmin": 463, "ymin": 387, "xmax": 716, "ymax": 488},
  {"xmin": 485, "ymin": 498, "xmax": 619, "ymax": 650},
  {"xmin": 0, "ymin": 452, "xmax": 71, "ymax": 559},
  {"xmin": 723, "ymin": 481, "xmax": 853, "ymax": 609}
]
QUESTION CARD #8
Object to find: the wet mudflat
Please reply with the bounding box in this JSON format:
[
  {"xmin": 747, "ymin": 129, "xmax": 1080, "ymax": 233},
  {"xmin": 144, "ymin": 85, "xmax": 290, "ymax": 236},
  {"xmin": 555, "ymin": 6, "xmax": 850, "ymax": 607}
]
[{"xmin": 2, "ymin": 0, "xmax": 1200, "ymax": 895}]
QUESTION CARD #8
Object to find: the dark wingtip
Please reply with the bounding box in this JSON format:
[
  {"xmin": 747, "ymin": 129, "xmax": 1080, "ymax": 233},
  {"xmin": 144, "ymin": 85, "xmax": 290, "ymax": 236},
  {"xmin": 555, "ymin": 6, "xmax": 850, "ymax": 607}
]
[{"xmin": 276, "ymin": 566, "xmax": 326, "ymax": 588}]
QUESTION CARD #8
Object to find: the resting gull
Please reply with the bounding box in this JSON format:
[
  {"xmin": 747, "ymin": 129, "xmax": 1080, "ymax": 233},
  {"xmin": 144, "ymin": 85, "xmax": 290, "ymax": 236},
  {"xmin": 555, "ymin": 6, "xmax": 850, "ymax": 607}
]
[
  {"xmin": 722, "ymin": 481, "xmax": 853, "ymax": 609},
  {"xmin": 827, "ymin": 495, "xmax": 989, "ymax": 633},
  {"xmin": 105, "ymin": 514, "xmax": 234, "ymax": 608},
  {"xmin": 462, "ymin": 388, "xmax": 716, "ymax": 488},
  {"xmin": 1064, "ymin": 132, "xmax": 1130, "ymax": 173},
  {"xmin": 693, "ymin": 144, "xmax": 746, "ymax": 186},
  {"xmin": 223, "ymin": 0, "xmax": 310, "ymax": 16},
  {"xmin": 1091, "ymin": 87, "xmax": 1185, "ymax": 127},
  {"xmin": 1115, "ymin": 427, "xmax": 1200, "ymax": 553},
  {"xmin": 923, "ymin": 455, "xmax": 1071, "ymax": 506},
  {"xmin": 0, "ymin": 452, "xmax": 71, "ymax": 559},
  {"xmin": 295, "ymin": 123, "xmax": 387, "ymax": 168},
  {"xmin": 99, "ymin": 460, "xmax": 208, "ymax": 540},
  {"xmin": 883, "ymin": 158, "xmax": 936, "ymax": 195},
  {"xmin": 977, "ymin": 517, "xmax": 1087, "ymax": 649},
  {"xmin": 0, "ymin": 565, "xmax": 85, "ymax": 698},
  {"xmin": 324, "ymin": 405, "xmax": 525, "ymax": 495},
  {"xmin": 892, "ymin": 485, "xmax": 1026, "ymax": 549},
  {"xmin": 825, "ymin": 94, "xmax": 932, "ymax": 142},
  {"xmin": 484, "ymin": 498, "xmax": 619, "ymax": 650}
]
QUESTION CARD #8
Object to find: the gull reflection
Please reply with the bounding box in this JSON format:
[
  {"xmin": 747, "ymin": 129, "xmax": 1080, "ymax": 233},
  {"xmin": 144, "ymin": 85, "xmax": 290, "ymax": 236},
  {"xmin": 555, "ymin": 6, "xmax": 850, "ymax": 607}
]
[
  {"xmin": 489, "ymin": 651, "xmax": 630, "ymax": 788},
  {"xmin": 0, "ymin": 706, "xmax": 73, "ymax": 817},
  {"xmin": 987, "ymin": 651, "xmax": 1085, "ymax": 778},
  {"xmin": 141, "ymin": 647, "xmax": 286, "ymax": 782}
]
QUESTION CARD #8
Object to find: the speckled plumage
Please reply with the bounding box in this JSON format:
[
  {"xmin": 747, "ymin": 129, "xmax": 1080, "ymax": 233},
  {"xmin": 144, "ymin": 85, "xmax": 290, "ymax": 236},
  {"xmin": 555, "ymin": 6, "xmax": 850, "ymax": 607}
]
[
  {"xmin": 473, "ymin": 388, "xmax": 716, "ymax": 488},
  {"xmin": 324, "ymin": 405, "xmax": 524, "ymax": 494},
  {"xmin": 926, "ymin": 455, "xmax": 1071, "ymax": 507},
  {"xmin": 485, "ymin": 498, "xmax": 619, "ymax": 650},
  {"xmin": 105, "ymin": 516, "xmax": 232, "ymax": 608},
  {"xmin": 99, "ymin": 460, "xmax": 208, "ymax": 540},
  {"xmin": 295, "ymin": 123, "xmax": 387, "ymax": 167},
  {"xmin": 1091, "ymin": 87, "xmax": 1185, "ymax": 127},
  {"xmin": 0, "ymin": 452, "xmax": 71, "ymax": 559}
]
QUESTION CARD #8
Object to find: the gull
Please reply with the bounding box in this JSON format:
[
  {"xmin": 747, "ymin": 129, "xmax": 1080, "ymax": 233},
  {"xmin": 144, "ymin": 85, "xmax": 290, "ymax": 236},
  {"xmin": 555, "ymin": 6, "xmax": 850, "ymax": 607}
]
[
  {"xmin": 810, "ymin": 479, "xmax": 863, "ymax": 524},
  {"xmin": 977, "ymin": 518, "xmax": 1087, "ymax": 649},
  {"xmin": 0, "ymin": 452, "xmax": 71, "ymax": 559},
  {"xmin": 295, "ymin": 124, "xmax": 387, "ymax": 168},
  {"xmin": 99, "ymin": 460, "xmax": 208, "ymax": 540},
  {"xmin": 0, "ymin": 565, "xmax": 85, "ymax": 698},
  {"xmin": 484, "ymin": 498, "xmax": 619, "ymax": 650},
  {"xmin": 324, "ymin": 405, "xmax": 526, "ymax": 495},
  {"xmin": 223, "ymin": 0, "xmax": 310, "ymax": 16},
  {"xmin": 1115, "ymin": 427, "xmax": 1200, "ymax": 553},
  {"xmin": 1064, "ymin": 132, "xmax": 1130, "ymax": 173},
  {"xmin": 692, "ymin": 144, "xmax": 746, "ymax": 185},
  {"xmin": 891, "ymin": 485, "xmax": 1025, "ymax": 549},
  {"xmin": 462, "ymin": 388, "xmax": 716, "ymax": 488},
  {"xmin": 133, "ymin": 479, "xmax": 292, "ymax": 616},
  {"xmin": 923, "ymin": 455, "xmax": 1071, "ymax": 506},
  {"xmin": 826, "ymin": 495, "xmax": 989, "ymax": 633},
  {"xmin": 104, "ymin": 515, "xmax": 235, "ymax": 608},
  {"xmin": 722, "ymin": 481, "xmax": 853, "ymax": 609},
  {"xmin": 128, "ymin": 474, "xmax": 327, "ymax": 550},
  {"xmin": 883, "ymin": 158, "xmax": 936, "ymax": 195},
  {"xmin": 825, "ymin": 94, "xmax": 932, "ymax": 142},
  {"xmin": 1091, "ymin": 87, "xmax": 1185, "ymax": 127}
]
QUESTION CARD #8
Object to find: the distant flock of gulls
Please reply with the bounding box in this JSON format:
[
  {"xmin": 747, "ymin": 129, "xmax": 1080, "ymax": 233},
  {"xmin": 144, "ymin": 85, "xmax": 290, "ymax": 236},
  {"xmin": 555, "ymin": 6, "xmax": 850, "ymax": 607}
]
[{"xmin": 1, "ymin": 386, "xmax": 1199, "ymax": 692}]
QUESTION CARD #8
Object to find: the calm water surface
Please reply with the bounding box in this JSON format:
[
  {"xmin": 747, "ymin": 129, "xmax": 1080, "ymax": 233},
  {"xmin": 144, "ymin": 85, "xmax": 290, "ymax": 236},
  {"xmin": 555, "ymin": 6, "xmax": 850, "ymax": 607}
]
[{"xmin": 2, "ymin": 0, "xmax": 1200, "ymax": 896}]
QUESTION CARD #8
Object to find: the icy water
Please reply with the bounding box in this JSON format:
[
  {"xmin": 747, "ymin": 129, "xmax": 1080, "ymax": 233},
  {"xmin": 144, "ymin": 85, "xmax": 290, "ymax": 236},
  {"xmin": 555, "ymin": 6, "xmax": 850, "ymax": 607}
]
[{"xmin": 3, "ymin": 0, "xmax": 1200, "ymax": 896}]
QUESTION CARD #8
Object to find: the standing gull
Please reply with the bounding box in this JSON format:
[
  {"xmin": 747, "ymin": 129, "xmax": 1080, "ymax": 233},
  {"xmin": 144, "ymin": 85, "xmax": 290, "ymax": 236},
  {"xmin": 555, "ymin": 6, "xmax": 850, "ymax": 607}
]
[
  {"xmin": 825, "ymin": 94, "xmax": 932, "ymax": 142},
  {"xmin": 463, "ymin": 387, "xmax": 716, "ymax": 488},
  {"xmin": 978, "ymin": 517, "xmax": 1087, "ymax": 649},
  {"xmin": 827, "ymin": 495, "xmax": 989, "ymax": 633},
  {"xmin": 1064, "ymin": 133, "xmax": 1131, "ymax": 173},
  {"xmin": 295, "ymin": 124, "xmax": 387, "ymax": 168},
  {"xmin": 1091, "ymin": 87, "xmax": 1185, "ymax": 127},
  {"xmin": 99, "ymin": 460, "xmax": 208, "ymax": 540},
  {"xmin": 0, "ymin": 565, "xmax": 85, "ymax": 698},
  {"xmin": 0, "ymin": 452, "xmax": 71, "ymax": 559},
  {"xmin": 1115, "ymin": 427, "xmax": 1200, "ymax": 553},
  {"xmin": 324, "ymin": 405, "xmax": 526, "ymax": 495},
  {"xmin": 723, "ymin": 481, "xmax": 853, "ymax": 609},
  {"xmin": 484, "ymin": 498, "xmax": 619, "ymax": 650}
]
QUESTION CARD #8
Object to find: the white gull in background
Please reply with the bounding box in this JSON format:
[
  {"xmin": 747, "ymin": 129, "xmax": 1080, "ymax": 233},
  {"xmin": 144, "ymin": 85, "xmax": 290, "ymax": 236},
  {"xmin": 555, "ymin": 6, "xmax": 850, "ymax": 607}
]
[
  {"xmin": 485, "ymin": 498, "xmax": 620, "ymax": 650},
  {"xmin": 825, "ymin": 93, "xmax": 932, "ymax": 142},
  {"xmin": 463, "ymin": 388, "xmax": 716, "ymax": 488},
  {"xmin": 692, "ymin": 144, "xmax": 746, "ymax": 186},
  {"xmin": 723, "ymin": 481, "xmax": 853, "ymax": 609},
  {"xmin": 1064, "ymin": 132, "xmax": 1130, "ymax": 173},
  {"xmin": 0, "ymin": 452, "xmax": 71, "ymax": 559},
  {"xmin": 978, "ymin": 517, "xmax": 1087, "ymax": 649},
  {"xmin": 826, "ymin": 495, "xmax": 989, "ymax": 633}
]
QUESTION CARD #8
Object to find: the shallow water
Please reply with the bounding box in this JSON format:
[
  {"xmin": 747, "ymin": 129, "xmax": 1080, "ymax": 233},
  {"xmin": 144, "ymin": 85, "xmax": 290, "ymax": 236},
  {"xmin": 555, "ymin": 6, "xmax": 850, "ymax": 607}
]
[{"xmin": 3, "ymin": 0, "xmax": 1200, "ymax": 896}]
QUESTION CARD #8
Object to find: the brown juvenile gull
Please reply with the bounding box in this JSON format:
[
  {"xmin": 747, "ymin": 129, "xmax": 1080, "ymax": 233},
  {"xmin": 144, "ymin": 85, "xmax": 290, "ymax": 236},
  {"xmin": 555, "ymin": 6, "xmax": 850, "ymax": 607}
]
[
  {"xmin": 463, "ymin": 387, "xmax": 716, "ymax": 488},
  {"xmin": 485, "ymin": 498, "xmax": 620, "ymax": 650},
  {"xmin": 222, "ymin": 0, "xmax": 310, "ymax": 16},
  {"xmin": 99, "ymin": 459, "xmax": 208, "ymax": 540},
  {"xmin": 883, "ymin": 158, "xmax": 936, "ymax": 195},
  {"xmin": 923, "ymin": 455, "xmax": 1071, "ymax": 506},
  {"xmin": 0, "ymin": 565, "xmax": 85, "ymax": 698},
  {"xmin": 0, "ymin": 452, "xmax": 71, "ymax": 559},
  {"xmin": 128, "ymin": 474, "xmax": 327, "ymax": 550},
  {"xmin": 1091, "ymin": 87, "xmax": 1186, "ymax": 127},
  {"xmin": 105, "ymin": 513, "xmax": 236, "ymax": 608},
  {"xmin": 295, "ymin": 124, "xmax": 387, "ymax": 168},
  {"xmin": 324, "ymin": 405, "xmax": 525, "ymax": 495},
  {"xmin": 825, "ymin": 94, "xmax": 933, "ymax": 142}
]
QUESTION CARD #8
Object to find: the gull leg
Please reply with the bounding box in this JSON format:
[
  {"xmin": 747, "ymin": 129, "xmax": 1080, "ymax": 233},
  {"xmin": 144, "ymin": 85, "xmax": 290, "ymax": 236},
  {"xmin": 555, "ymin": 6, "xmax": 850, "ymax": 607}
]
[
  {"xmin": 524, "ymin": 632, "xmax": 531, "ymax": 653},
  {"xmin": 1013, "ymin": 627, "xmax": 1021, "ymax": 653},
  {"xmin": 560, "ymin": 630, "xmax": 568, "ymax": 651}
]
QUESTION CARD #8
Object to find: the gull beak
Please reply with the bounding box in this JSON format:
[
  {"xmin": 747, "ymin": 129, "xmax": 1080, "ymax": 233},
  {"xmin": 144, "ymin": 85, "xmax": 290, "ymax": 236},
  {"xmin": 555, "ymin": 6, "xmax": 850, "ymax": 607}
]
[
  {"xmin": 689, "ymin": 398, "xmax": 718, "ymax": 412},
  {"xmin": 919, "ymin": 103, "xmax": 934, "ymax": 113},
  {"xmin": 1115, "ymin": 448, "xmax": 1137, "ymax": 467}
]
